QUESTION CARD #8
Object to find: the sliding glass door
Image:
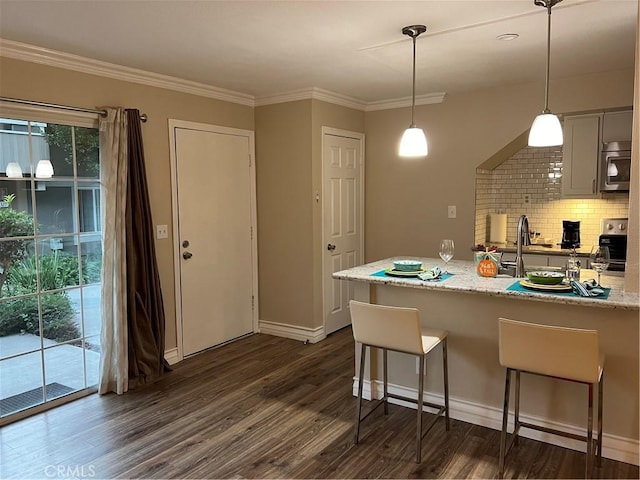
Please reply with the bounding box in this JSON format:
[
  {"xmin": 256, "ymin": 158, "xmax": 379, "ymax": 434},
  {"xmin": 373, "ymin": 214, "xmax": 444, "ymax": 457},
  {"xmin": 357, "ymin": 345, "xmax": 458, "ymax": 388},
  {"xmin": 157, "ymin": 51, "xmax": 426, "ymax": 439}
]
[{"xmin": 0, "ymin": 115, "xmax": 102, "ymax": 423}]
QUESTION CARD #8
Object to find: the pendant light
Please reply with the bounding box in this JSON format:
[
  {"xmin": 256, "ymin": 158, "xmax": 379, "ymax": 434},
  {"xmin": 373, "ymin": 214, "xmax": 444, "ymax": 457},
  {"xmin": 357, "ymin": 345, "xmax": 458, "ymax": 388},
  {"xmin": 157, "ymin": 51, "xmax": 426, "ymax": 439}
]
[
  {"xmin": 528, "ymin": 0, "xmax": 563, "ymax": 147},
  {"xmin": 399, "ymin": 24, "xmax": 428, "ymax": 157},
  {"xmin": 5, "ymin": 162, "xmax": 23, "ymax": 178},
  {"xmin": 35, "ymin": 159, "xmax": 54, "ymax": 178}
]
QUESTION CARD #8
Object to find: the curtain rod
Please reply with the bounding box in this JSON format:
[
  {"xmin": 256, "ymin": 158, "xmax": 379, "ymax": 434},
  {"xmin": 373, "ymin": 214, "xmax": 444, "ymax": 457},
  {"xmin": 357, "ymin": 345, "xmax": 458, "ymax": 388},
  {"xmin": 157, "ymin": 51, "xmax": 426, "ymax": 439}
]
[{"xmin": 0, "ymin": 96, "xmax": 147, "ymax": 122}]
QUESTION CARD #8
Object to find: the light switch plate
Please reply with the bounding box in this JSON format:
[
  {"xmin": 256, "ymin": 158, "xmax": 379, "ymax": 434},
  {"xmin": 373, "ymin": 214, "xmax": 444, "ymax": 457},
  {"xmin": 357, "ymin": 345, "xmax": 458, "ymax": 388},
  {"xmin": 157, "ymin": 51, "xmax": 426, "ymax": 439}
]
[
  {"xmin": 156, "ymin": 224, "xmax": 168, "ymax": 239},
  {"xmin": 447, "ymin": 205, "xmax": 457, "ymax": 219}
]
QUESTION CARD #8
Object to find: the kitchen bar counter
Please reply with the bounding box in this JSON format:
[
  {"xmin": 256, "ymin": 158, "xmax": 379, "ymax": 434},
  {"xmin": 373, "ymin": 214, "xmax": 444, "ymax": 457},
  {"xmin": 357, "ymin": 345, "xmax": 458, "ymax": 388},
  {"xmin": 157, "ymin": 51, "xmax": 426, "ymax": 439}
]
[
  {"xmin": 333, "ymin": 257, "xmax": 639, "ymax": 465},
  {"xmin": 490, "ymin": 244, "xmax": 594, "ymax": 257},
  {"xmin": 333, "ymin": 257, "xmax": 638, "ymax": 310}
]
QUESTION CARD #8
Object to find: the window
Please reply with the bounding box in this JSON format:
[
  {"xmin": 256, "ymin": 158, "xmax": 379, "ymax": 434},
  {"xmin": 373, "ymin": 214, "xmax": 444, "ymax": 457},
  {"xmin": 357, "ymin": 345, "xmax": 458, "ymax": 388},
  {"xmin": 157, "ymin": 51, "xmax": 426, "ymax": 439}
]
[{"xmin": 0, "ymin": 114, "xmax": 102, "ymax": 423}]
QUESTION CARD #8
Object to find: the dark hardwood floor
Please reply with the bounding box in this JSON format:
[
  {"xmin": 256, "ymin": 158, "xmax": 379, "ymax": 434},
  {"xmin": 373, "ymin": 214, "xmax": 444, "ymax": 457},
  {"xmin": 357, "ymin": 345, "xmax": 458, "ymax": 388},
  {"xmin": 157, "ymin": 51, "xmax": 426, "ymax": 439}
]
[{"xmin": 1, "ymin": 327, "xmax": 638, "ymax": 479}]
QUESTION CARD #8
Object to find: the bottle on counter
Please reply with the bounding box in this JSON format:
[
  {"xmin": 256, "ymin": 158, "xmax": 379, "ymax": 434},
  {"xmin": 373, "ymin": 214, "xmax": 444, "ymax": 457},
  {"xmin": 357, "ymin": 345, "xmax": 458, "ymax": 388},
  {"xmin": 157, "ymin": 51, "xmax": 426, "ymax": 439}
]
[{"xmin": 566, "ymin": 248, "xmax": 581, "ymax": 281}]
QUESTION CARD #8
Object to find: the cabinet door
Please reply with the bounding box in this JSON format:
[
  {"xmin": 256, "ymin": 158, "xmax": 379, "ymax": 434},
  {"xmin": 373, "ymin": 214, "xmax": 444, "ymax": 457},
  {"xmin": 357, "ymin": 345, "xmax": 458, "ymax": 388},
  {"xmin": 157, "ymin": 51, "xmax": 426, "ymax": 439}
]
[
  {"xmin": 602, "ymin": 110, "xmax": 633, "ymax": 143},
  {"xmin": 562, "ymin": 114, "xmax": 601, "ymax": 198}
]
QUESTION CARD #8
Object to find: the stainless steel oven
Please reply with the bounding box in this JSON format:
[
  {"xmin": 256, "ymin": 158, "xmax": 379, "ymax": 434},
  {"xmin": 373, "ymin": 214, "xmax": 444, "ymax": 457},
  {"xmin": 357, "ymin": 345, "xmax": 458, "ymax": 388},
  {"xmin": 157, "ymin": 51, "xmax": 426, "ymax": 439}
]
[
  {"xmin": 599, "ymin": 141, "xmax": 631, "ymax": 192},
  {"xmin": 599, "ymin": 218, "xmax": 628, "ymax": 272}
]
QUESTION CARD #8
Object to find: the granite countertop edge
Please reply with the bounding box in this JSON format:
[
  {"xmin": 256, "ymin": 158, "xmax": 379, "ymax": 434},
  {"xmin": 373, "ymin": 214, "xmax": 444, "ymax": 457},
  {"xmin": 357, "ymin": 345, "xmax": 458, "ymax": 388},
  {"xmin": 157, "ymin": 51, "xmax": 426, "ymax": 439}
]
[{"xmin": 333, "ymin": 257, "xmax": 639, "ymax": 310}]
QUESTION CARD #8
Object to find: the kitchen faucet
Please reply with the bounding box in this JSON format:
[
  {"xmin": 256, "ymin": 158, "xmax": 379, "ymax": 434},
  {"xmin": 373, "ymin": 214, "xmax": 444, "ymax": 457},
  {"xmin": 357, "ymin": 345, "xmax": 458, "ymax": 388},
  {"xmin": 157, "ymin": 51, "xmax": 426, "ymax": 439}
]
[{"xmin": 515, "ymin": 214, "xmax": 531, "ymax": 277}]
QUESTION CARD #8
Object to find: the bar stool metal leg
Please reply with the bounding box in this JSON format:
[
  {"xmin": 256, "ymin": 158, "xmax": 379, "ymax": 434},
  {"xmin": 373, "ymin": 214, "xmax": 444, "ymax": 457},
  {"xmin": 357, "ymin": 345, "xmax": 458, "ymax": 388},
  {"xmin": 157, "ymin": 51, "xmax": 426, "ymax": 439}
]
[
  {"xmin": 597, "ymin": 374, "xmax": 603, "ymax": 467},
  {"xmin": 442, "ymin": 337, "xmax": 450, "ymax": 431},
  {"xmin": 498, "ymin": 368, "xmax": 512, "ymax": 478},
  {"xmin": 416, "ymin": 353, "xmax": 425, "ymax": 463},
  {"xmin": 514, "ymin": 370, "xmax": 521, "ymax": 447},
  {"xmin": 354, "ymin": 343, "xmax": 366, "ymax": 445},
  {"xmin": 383, "ymin": 348, "xmax": 389, "ymax": 415},
  {"xmin": 587, "ymin": 383, "xmax": 594, "ymax": 478}
]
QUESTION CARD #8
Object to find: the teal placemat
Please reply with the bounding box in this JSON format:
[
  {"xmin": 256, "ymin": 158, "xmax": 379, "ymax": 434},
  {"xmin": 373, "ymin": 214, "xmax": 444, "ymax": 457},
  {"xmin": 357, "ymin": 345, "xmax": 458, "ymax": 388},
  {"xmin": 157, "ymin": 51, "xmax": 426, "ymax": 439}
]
[
  {"xmin": 507, "ymin": 280, "xmax": 610, "ymax": 300},
  {"xmin": 371, "ymin": 269, "xmax": 454, "ymax": 282}
]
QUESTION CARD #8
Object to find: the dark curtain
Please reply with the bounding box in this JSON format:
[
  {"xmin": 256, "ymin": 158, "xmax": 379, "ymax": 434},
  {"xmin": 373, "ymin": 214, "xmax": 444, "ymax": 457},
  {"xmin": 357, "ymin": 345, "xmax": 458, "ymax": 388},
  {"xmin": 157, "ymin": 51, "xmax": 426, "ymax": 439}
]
[{"xmin": 125, "ymin": 109, "xmax": 171, "ymax": 389}]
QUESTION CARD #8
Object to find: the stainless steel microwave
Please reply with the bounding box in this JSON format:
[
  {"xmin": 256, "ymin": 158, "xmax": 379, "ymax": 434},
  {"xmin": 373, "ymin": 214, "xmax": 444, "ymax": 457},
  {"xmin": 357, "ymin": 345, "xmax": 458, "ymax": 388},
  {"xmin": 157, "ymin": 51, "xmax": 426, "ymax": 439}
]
[{"xmin": 599, "ymin": 141, "xmax": 631, "ymax": 192}]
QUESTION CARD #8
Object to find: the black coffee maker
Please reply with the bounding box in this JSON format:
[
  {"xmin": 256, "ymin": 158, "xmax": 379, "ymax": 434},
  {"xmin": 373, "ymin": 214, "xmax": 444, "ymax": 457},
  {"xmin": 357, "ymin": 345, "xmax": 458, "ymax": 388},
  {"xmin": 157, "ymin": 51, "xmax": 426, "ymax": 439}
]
[{"xmin": 561, "ymin": 220, "xmax": 581, "ymax": 248}]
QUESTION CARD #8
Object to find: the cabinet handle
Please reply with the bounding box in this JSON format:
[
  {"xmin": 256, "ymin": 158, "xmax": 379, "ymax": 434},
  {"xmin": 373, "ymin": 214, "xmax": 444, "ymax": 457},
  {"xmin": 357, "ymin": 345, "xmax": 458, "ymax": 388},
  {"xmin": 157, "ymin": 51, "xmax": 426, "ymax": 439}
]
[{"xmin": 592, "ymin": 179, "xmax": 596, "ymax": 194}]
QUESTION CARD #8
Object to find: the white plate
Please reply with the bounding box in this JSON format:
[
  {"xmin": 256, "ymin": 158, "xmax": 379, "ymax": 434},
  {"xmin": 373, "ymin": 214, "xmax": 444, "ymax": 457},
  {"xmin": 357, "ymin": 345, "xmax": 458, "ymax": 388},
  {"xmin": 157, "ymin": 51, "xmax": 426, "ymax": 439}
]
[
  {"xmin": 385, "ymin": 268, "xmax": 425, "ymax": 277},
  {"xmin": 520, "ymin": 280, "xmax": 572, "ymax": 292}
]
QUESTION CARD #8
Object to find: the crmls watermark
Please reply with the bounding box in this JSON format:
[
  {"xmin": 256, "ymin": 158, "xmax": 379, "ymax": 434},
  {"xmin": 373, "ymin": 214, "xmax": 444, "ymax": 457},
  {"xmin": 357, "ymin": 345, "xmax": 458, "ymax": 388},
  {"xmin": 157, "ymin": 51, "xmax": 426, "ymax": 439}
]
[{"xmin": 44, "ymin": 464, "xmax": 96, "ymax": 478}]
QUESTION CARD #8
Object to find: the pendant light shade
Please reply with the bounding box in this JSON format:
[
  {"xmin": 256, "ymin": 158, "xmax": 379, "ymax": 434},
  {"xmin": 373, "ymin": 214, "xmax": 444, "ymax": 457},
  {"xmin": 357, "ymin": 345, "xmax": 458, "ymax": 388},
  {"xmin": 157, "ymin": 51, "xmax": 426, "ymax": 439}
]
[
  {"xmin": 399, "ymin": 24, "xmax": 428, "ymax": 158},
  {"xmin": 399, "ymin": 127, "xmax": 428, "ymax": 157},
  {"xmin": 36, "ymin": 159, "xmax": 54, "ymax": 178},
  {"xmin": 528, "ymin": 0, "xmax": 563, "ymax": 147},
  {"xmin": 529, "ymin": 112, "xmax": 563, "ymax": 146},
  {"xmin": 5, "ymin": 162, "xmax": 23, "ymax": 178}
]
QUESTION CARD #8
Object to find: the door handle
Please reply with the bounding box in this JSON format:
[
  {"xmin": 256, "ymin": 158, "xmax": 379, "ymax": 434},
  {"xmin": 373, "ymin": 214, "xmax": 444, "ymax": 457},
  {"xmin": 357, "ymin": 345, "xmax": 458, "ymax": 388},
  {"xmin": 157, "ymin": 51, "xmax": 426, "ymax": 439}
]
[
  {"xmin": 327, "ymin": 244, "xmax": 336, "ymax": 251},
  {"xmin": 183, "ymin": 251, "xmax": 193, "ymax": 260}
]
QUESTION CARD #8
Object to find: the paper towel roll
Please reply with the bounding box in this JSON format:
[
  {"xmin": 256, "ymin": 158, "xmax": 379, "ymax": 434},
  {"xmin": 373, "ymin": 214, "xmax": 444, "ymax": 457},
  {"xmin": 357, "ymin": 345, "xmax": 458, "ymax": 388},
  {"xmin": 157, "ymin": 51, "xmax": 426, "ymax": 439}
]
[{"xmin": 489, "ymin": 213, "xmax": 507, "ymax": 243}]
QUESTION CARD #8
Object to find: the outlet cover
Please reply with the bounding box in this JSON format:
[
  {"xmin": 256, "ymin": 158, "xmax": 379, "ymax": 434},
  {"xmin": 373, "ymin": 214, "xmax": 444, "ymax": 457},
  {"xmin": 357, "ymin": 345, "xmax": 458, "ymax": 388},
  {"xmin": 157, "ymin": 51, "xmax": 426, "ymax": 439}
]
[
  {"xmin": 524, "ymin": 194, "xmax": 531, "ymax": 204},
  {"xmin": 156, "ymin": 224, "xmax": 168, "ymax": 239},
  {"xmin": 447, "ymin": 205, "xmax": 457, "ymax": 219}
]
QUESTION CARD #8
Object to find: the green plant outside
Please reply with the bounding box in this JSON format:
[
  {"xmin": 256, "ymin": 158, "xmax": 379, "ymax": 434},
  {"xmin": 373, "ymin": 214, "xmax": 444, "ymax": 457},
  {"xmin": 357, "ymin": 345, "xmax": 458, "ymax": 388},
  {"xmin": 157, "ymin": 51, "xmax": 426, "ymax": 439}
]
[
  {"xmin": 0, "ymin": 251, "xmax": 102, "ymax": 342},
  {"xmin": 5, "ymin": 251, "xmax": 101, "ymax": 295},
  {"xmin": 0, "ymin": 293, "xmax": 80, "ymax": 342},
  {"xmin": 0, "ymin": 194, "xmax": 35, "ymax": 296}
]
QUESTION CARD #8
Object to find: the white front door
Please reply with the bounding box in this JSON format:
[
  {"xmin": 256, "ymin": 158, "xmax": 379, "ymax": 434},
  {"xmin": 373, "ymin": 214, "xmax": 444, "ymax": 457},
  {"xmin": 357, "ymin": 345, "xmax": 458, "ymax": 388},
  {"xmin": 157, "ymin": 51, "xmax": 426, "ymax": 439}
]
[
  {"xmin": 322, "ymin": 129, "xmax": 364, "ymax": 335},
  {"xmin": 170, "ymin": 121, "xmax": 257, "ymax": 357}
]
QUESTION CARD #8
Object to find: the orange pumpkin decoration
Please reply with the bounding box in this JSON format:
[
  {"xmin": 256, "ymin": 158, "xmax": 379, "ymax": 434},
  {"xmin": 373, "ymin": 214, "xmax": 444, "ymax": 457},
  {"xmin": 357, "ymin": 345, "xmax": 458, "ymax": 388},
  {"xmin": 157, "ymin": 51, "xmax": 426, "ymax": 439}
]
[{"xmin": 477, "ymin": 254, "xmax": 498, "ymax": 277}]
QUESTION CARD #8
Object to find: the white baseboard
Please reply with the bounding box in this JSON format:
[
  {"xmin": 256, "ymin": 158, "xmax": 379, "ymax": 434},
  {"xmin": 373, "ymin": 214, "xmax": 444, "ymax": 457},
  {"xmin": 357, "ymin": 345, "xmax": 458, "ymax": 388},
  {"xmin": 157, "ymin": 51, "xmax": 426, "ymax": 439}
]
[
  {"xmin": 258, "ymin": 320, "xmax": 326, "ymax": 344},
  {"xmin": 353, "ymin": 378, "xmax": 639, "ymax": 466},
  {"xmin": 164, "ymin": 347, "xmax": 180, "ymax": 365}
]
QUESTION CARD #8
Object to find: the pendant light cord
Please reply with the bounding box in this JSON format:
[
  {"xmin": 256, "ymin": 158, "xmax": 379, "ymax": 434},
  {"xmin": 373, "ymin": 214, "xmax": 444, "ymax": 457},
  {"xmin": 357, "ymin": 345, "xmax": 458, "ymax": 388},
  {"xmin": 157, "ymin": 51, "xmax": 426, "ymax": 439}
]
[
  {"xmin": 543, "ymin": 2, "xmax": 552, "ymax": 114},
  {"xmin": 410, "ymin": 35, "xmax": 417, "ymax": 127}
]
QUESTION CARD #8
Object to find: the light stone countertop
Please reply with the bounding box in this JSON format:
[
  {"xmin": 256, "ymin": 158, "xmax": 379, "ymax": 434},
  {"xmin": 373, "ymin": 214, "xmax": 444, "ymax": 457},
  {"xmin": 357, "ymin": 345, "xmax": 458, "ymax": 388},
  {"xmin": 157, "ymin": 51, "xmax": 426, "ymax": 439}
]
[
  {"xmin": 491, "ymin": 244, "xmax": 594, "ymax": 257},
  {"xmin": 333, "ymin": 257, "xmax": 639, "ymax": 310}
]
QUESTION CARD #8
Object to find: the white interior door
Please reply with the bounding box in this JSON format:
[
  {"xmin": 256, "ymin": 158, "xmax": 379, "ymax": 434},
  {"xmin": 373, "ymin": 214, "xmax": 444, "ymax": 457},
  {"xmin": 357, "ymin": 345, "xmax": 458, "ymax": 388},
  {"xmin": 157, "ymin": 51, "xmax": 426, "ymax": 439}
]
[
  {"xmin": 171, "ymin": 123, "xmax": 257, "ymax": 357},
  {"xmin": 322, "ymin": 130, "xmax": 364, "ymax": 335}
]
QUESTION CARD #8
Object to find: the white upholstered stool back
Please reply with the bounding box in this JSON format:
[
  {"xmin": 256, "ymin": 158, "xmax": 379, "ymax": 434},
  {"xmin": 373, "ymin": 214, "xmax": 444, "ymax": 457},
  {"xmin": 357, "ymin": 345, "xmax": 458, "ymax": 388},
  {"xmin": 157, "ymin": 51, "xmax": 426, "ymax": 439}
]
[
  {"xmin": 499, "ymin": 317, "xmax": 602, "ymax": 384},
  {"xmin": 350, "ymin": 301, "xmax": 424, "ymax": 355},
  {"xmin": 349, "ymin": 300, "xmax": 450, "ymax": 464},
  {"xmin": 497, "ymin": 317, "xmax": 604, "ymax": 478}
]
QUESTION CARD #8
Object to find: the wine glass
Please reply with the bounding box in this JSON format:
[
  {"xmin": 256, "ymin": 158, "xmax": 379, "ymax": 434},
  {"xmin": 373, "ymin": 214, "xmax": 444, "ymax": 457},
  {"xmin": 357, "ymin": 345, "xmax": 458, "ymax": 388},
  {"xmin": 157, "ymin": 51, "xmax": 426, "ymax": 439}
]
[
  {"xmin": 439, "ymin": 239, "xmax": 455, "ymax": 274},
  {"xmin": 590, "ymin": 246, "xmax": 610, "ymax": 287}
]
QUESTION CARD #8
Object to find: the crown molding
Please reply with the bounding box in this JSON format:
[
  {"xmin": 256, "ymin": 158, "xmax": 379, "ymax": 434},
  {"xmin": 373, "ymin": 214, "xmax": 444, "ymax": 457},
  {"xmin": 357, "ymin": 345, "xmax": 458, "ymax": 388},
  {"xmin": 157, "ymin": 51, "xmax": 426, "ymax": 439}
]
[
  {"xmin": 0, "ymin": 39, "xmax": 255, "ymax": 107},
  {"xmin": 365, "ymin": 92, "xmax": 447, "ymax": 111},
  {"xmin": 0, "ymin": 38, "xmax": 447, "ymax": 111},
  {"xmin": 254, "ymin": 87, "xmax": 368, "ymax": 110}
]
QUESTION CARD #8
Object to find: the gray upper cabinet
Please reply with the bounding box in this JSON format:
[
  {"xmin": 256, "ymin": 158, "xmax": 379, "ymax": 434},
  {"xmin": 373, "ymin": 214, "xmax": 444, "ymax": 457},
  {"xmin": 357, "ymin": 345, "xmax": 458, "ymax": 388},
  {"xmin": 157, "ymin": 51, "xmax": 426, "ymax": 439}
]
[
  {"xmin": 602, "ymin": 110, "xmax": 633, "ymax": 143},
  {"xmin": 562, "ymin": 113, "xmax": 602, "ymax": 198}
]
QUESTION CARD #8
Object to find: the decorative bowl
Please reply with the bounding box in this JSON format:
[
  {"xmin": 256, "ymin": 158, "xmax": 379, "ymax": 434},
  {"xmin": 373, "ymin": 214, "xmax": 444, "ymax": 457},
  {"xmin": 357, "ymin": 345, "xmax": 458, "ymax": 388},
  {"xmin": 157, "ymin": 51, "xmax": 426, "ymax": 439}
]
[
  {"xmin": 526, "ymin": 271, "xmax": 565, "ymax": 285},
  {"xmin": 393, "ymin": 259, "xmax": 423, "ymax": 272}
]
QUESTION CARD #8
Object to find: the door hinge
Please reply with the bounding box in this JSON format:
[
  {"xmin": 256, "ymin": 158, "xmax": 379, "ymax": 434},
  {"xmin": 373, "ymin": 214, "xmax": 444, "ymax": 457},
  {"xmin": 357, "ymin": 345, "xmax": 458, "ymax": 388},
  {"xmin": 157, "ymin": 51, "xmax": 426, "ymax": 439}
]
[
  {"xmin": 250, "ymin": 226, "xmax": 253, "ymax": 239},
  {"xmin": 252, "ymin": 295, "xmax": 255, "ymax": 310},
  {"xmin": 249, "ymin": 154, "xmax": 252, "ymax": 167}
]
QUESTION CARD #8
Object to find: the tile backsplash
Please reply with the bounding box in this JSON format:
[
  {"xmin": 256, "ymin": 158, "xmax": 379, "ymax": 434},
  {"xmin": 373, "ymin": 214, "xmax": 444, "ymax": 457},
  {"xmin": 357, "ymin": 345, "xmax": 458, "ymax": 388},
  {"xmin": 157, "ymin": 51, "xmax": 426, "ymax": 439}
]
[{"xmin": 475, "ymin": 146, "xmax": 629, "ymax": 249}]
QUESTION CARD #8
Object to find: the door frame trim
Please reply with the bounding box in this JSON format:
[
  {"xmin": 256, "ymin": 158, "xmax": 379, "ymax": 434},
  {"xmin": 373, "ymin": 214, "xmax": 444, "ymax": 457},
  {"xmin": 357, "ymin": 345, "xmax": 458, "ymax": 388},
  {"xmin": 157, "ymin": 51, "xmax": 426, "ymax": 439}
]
[
  {"xmin": 168, "ymin": 119, "xmax": 258, "ymax": 362},
  {"xmin": 321, "ymin": 127, "xmax": 365, "ymax": 335}
]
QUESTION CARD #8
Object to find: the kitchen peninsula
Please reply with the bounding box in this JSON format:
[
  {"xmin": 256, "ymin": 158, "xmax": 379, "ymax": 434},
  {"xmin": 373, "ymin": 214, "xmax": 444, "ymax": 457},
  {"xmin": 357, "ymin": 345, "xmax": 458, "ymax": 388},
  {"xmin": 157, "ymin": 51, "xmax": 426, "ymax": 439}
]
[{"xmin": 333, "ymin": 257, "xmax": 639, "ymax": 465}]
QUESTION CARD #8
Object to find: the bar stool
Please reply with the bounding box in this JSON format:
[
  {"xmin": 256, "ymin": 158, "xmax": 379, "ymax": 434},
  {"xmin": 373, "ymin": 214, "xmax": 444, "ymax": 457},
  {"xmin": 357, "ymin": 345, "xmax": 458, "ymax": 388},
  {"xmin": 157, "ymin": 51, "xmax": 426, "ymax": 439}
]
[
  {"xmin": 349, "ymin": 300, "xmax": 450, "ymax": 463},
  {"xmin": 498, "ymin": 318, "xmax": 604, "ymax": 478}
]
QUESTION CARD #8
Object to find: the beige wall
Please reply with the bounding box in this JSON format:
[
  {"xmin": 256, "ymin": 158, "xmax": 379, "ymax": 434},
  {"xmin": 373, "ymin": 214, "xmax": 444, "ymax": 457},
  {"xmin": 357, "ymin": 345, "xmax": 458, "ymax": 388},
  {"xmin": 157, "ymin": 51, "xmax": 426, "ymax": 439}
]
[
  {"xmin": 255, "ymin": 99, "xmax": 364, "ymax": 329},
  {"xmin": 364, "ymin": 69, "xmax": 635, "ymax": 263},
  {"xmin": 255, "ymin": 100, "xmax": 314, "ymax": 328},
  {"xmin": 625, "ymin": 8, "xmax": 639, "ymax": 293},
  {"xmin": 0, "ymin": 57, "xmax": 254, "ymax": 350}
]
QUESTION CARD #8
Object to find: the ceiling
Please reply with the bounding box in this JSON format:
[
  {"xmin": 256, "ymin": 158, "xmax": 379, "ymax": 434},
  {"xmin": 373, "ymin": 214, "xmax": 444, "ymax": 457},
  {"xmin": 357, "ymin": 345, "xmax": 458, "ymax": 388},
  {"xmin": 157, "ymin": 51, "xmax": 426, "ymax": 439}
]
[{"xmin": 0, "ymin": 0, "xmax": 637, "ymax": 105}]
